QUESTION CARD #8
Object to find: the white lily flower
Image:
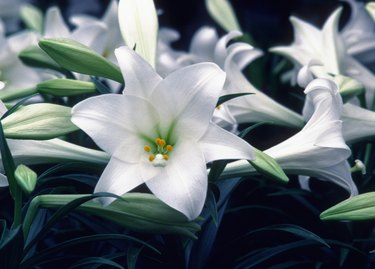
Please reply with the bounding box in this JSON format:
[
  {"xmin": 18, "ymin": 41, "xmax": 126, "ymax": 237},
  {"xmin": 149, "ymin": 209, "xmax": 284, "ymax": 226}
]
[
  {"xmin": 298, "ymin": 60, "xmax": 375, "ymax": 144},
  {"xmin": 0, "ymin": 20, "xmax": 41, "ymax": 92},
  {"xmin": 71, "ymin": 46, "xmax": 255, "ymax": 220},
  {"xmin": 341, "ymin": 0, "xmax": 375, "ymax": 64},
  {"xmin": 222, "ymin": 78, "xmax": 358, "ymax": 196},
  {"xmin": 156, "ymin": 26, "xmax": 304, "ymax": 130},
  {"xmin": 70, "ymin": 0, "xmax": 124, "ymax": 63},
  {"xmin": 271, "ymin": 6, "xmax": 375, "ymax": 106}
]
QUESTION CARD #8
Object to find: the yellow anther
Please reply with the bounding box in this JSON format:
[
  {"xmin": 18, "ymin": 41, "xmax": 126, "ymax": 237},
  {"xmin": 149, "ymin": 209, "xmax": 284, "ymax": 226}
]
[
  {"xmin": 144, "ymin": 145, "xmax": 151, "ymax": 152},
  {"xmin": 148, "ymin": 154, "xmax": 155, "ymax": 162},
  {"xmin": 156, "ymin": 138, "xmax": 166, "ymax": 147},
  {"xmin": 163, "ymin": 154, "xmax": 169, "ymax": 160},
  {"xmin": 166, "ymin": 145, "xmax": 173, "ymax": 152}
]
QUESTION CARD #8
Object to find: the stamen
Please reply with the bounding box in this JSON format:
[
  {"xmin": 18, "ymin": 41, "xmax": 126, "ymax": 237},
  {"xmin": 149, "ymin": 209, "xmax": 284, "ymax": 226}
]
[
  {"xmin": 163, "ymin": 154, "xmax": 169, "ymax": 160},
  {"xmin": 148, "ymin": 154, "xmax": 155, "ymax": 162},
  {"xmin": 166, "ymin": 145, "xmax": 173, "ymax": 152},
  {"xmin": 144, "ymin": 145, "xmax": 151, "ymax": 152},
  {"xmin": 156, "ymin": 138, "xmax": 166, "ymax": 147}
]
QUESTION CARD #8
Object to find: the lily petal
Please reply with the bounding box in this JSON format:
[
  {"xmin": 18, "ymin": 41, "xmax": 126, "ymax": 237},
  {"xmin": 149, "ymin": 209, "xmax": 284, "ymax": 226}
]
[
  {"xmin": 71, "ymin": 94, "xmax": 160, "ymax": 162},
  {"xmin": 151, "ymin": 63, "xmax": 226, "ymax": 139},
  {"xmin": 115, "ymin": 46, "xmax": 162, "ymax": 98},
  {"xmin": 43, "ymin": 7, "xmax": 70, "ymax": 38},
  {"xmin": 199, "ymin": 122, "xmax": 254, "ymax": 163},
  {"xmin": 146, "ymin": 140, "xmax": 207, "ymax": 220},
  {"xmin": 94, "ymin": 156, "xmax": 144, "ymax": 206}
]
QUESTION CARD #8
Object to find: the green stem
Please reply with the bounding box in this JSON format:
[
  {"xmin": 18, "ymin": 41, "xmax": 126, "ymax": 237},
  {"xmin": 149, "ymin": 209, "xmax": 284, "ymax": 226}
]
[{"xmin": 0, "ymin": 87, "xmax": 38, "ymax": 102}]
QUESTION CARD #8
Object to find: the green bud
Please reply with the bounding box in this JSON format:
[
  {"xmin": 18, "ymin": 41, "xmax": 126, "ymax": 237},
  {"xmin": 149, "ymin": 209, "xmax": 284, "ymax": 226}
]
[
  {"xmin": 320, "ymin": 192, "xmax": 375, "ymax": 221},
  {"xmin": 2, "ymin": 103, "xmax": 79, "ymax": 140},
  {"xmin": 39, "ymin": 38, "xmax": 124, "ymax": 83},
  {"xmin": 20, "ymin": 4, "xmax": 43, "ymax": 33},
  {"xmin": 249, "ymin": 148, "xmax": 289, "ymax": 183},
  {"xmin": 37, "ymin": 79, "xmax": 96, "ymax": 96},
  {"xmin": 205, "ymin": 0, "xmax": 241, "ymax": 32},
  {"xmin": 334, "ymin": 74, "xmax": 364, "ymax": 103},
  {"xmin": 14, "ymin": 164, "xmax": 37, "ymax": 194},
  {"xmin": 19, "ymin": 46, "xmax": 65, "ymax": 73},
  {"xmin": 30, "ymin": 193, "xmax": 201, "ymax": 239}
]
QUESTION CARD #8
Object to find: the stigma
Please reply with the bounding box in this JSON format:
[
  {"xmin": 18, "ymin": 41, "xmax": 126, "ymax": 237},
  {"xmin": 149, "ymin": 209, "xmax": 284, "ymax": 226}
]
[{"xmin": 144, "ymin": 137, "xmax": 173, "ymax": 167}]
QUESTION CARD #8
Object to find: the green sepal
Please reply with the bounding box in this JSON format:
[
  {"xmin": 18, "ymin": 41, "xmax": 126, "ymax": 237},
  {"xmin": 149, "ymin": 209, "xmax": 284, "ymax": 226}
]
[
  {"xmin": 19, "ymin": 46, "xmax": 66, "ymax": 74},
  {"xmin": 39, "ymin": 38, "xmax": 124, "ymax": 83},
  {"xmin": 37, "ymin": 79, "xmax": 96, "ymax": 96},
  {"xmin": 320, "ymin": 192, "xmax": 375, "ymax": 221},
  {"xmin": 20, "ymin": 4, "xmax": 43, "ymax": 33},
  {"xmin": 2, "ymin": 103, "xmax": 79, "ymax": 140},
  {"xmin": 334, "ymin": 74, "xmax": 364, "ymax": 103},
  {"xmin": 249, "ymin": 148, "xmax": 289, "ymax": 183},
  {"xmin": 14, "ymin": 164, "xmax": 37, "ymax": 194}
]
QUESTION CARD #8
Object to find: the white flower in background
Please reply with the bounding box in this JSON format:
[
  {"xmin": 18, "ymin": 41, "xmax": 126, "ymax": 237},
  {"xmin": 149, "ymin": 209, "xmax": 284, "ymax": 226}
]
[
  {"xmin": 43, "ymin": 6, "xmax": 107, "ymax": 54},
  {"xmin": 156, "ymin": 26, "xmax": 305, "ymax": 130},
  {"xmin": 299, "ymin": 60, "xmax": 375, "ymax": 144},
  {"xmin": 341, "ymin": 0, "xmax": 375, "ymax": 65},
  {"xmin": 271, "ymin": 6, "xmax": 375, "ymax": 107},
  {"xmin": 223, "ymin": 78, "xmax": 358, "ymax": 196},
  {"xmin": 71, "ymin": 46, "xmax": 255, "ymax": 220},
  {"xmin": 0, "ymin": 20, "xmax": 41, "ymax": 92},
  {"xmin": 223, "ymin": 42, "xmax": 305, "ymax": 128},
  {"xmin": 70, "ymin": 0, "xmax": 123, "ymax": 63},
  {"xmin": 0, "ymin": 0, "xmax": 20, "ymax": 33}
]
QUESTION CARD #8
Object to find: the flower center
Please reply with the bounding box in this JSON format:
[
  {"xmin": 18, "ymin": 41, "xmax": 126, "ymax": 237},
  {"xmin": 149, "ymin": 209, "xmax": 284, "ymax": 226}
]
[{"xmin": 144, "ymin": 137, "xmax": 173, "ymax": 167}]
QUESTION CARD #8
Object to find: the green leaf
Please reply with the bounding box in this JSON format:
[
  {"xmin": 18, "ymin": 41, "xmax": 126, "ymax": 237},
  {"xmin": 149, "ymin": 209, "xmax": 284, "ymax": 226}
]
[
  {"xmin": 69, "ymin": 257, "xmax": 125, "ymax": 269},
  {"xmin": 249, "ymin": 148, "xmax": 289, "ymax": 183},
  {"xmin": 2, "ymin": 103, "xmax": 79, "ymax": 139},
  {"xmin": 37, "ymin": 79, "xmax": 96, "ymax": 96},
  {"xmin": 20, "ymin": 4, "xmax": 43, "ymax": 32},
  {"xmin": 216, "ymin": 93, "xmax": 252, "ymax": 107},
  {"xmin": 21, "ymin": 234, "xmax": 157, "ymax": 269},
  {"xmin": 39, "ymin": 38, "xmax": 124, "ymax": 83},
  {"xmin": 320, "ymin": 191, "xmax": 375, "ymax": 221},
  {"xmin": 205, "ymin": 0, "xmax": 241, "ymax": 32},
  {"xmin": 246, "ymin": 224, "xmax": 330, "ymax": 248},
  {"xmin": 14, "ymin": 164, "xmax": 37, "ymax": 194}
]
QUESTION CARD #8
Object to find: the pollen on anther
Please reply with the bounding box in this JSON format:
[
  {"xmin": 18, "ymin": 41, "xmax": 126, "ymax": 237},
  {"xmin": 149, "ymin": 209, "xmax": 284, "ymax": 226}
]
[
  {"xmin": 156, "ymin": 138, "xmax": 166, "ymax": 147},
  {"xmin": 163, "ymin": 154, "xmax": 169, "ymax": 160},
  {"xmin": 144, "ymin": 145, "xmax": 151, "ymax": 152},
  {"xmin": 148, "ymin": 154, "xmax": 155, "ymax": 162},
  {"xmin": 166, "ymin": 145, "xmax": 173, "ymax": 152}
]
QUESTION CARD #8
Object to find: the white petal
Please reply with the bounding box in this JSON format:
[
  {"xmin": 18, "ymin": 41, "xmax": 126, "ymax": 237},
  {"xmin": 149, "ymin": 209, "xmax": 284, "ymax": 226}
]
[
  {"xmin": 114, "ymin": 46, "xmax": 162, "ymax": 98},
  {"xmin": 71, "ymin": 94, "xmax": 159, "ymax": 163},
  {"xmin": 151, "ymin": 63, "xmax": 226, "ymax": 139},
  {"xmin": 71, "ymin": 22, "xmax": 107, "ymax": 53},
  {"xmin": 189, "ymin": 27, "xmax": 218, "ymax": 60},
  {"xmin": 342, "ymin": 103, "xmax": 375, "ymax": 143},
  {"xmin": 43, "ymin": 7, "xmax": 70, "ymax": 38},
  {"xmin": 321, "ymin": 7, "xmax": 345, "ymax": 74},
  {"xmin": 205, "ymin": 0, "xmax": 241, "ymax": 32},
  {"xmin": 145, "ymin": 140, "xmax": 207, "ymax": 220},
  {"xmin": 94, "ymin": 157, "xmax": 144, "ymax": 205},
  {"xmin": 118, "ymin": 0, "xmax": 158, "ymax": 67},
  {"xmin": 199, "ymin": 122, "xmax": 255, "ymax": 163},
  {"xmin": 214, "ymin": 30, "xmax": 242, "ymax": 68}
]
